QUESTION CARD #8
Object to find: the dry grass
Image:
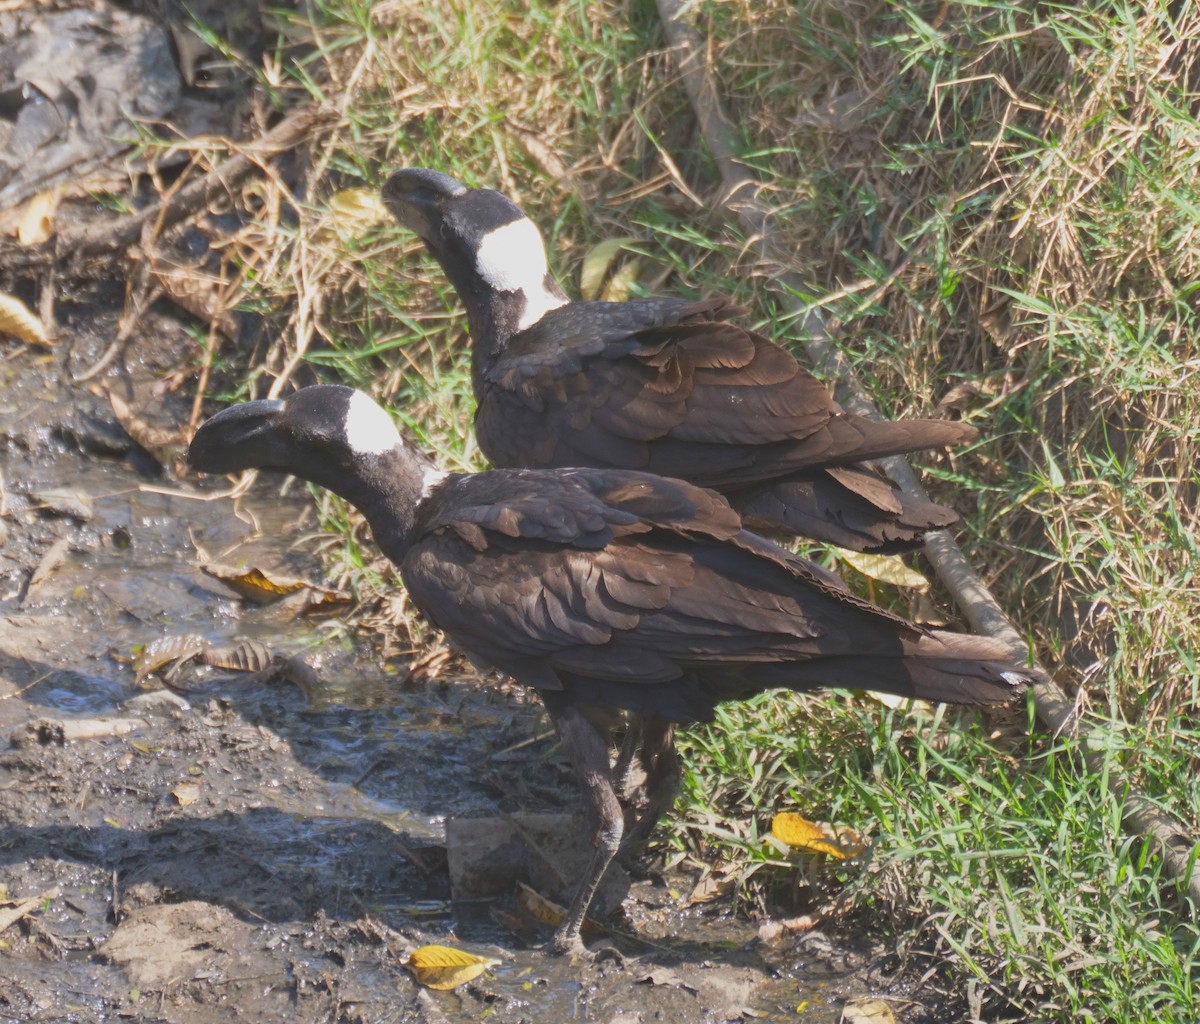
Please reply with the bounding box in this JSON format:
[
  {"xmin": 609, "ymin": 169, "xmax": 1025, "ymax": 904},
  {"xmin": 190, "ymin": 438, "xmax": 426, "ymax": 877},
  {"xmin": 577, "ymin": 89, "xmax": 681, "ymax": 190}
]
[
  {"xmin": 165, "ymin": 2, "xmax": 1200, "ymax": 1017},
  {"xmin": 688, "ymin": 0, "xmax": 1200, "ymax": 726}
]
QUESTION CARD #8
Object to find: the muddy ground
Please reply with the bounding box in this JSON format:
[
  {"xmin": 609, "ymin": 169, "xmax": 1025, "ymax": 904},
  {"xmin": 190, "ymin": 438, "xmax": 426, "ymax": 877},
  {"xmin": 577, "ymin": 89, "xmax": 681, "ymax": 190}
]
[
  {"xmin": 0, "ymin": 328, "xmax": 932, "ymax": 1023},
  {"xmin": 0, "ymin": 5, "xmax": 960, "ymax": 1017}
]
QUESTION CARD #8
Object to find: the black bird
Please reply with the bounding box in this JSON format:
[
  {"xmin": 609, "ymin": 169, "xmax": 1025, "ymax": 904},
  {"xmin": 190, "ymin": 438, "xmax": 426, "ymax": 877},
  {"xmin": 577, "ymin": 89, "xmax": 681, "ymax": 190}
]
[
  {"xmin": 382, "ymin": 168, "xmax": 976, "ymax": 553},
  {"xmin": 188, "ymin": 385, "xmax": 1027, "ymax": 955}
]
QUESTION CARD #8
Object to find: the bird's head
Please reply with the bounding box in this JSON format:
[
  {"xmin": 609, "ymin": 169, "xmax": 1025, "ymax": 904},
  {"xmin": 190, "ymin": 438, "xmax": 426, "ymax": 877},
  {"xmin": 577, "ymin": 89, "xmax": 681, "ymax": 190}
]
[
  {"xmin": 382, "ymin": 167, "xmax": 567, "ymax": 334},
  {"xmin": 188, "ymin": 386, "xmax": 444, "ymax": 533}
]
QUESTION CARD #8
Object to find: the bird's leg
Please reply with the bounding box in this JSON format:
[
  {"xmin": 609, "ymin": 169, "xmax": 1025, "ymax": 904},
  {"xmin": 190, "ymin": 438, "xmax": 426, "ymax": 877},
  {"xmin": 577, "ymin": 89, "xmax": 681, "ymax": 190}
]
[
  {"xmin": 612, "ymin": 716, "xmax": 643, "ymax": 803},
  {"xmin": 543, "ymin": 694, "xmax": 625, "ymax": 956},
  {"xmin": 618, "ymin": 716, "xmax": 679, "ymax": 859}
]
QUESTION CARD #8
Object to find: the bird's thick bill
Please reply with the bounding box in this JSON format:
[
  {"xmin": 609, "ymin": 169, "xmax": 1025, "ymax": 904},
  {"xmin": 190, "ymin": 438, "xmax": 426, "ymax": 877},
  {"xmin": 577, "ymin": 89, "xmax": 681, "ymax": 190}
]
[
  {"xmin": 187, "ymin": 398, "xmax": 289, "ymax": 476},
  {"xmin": 382, "ymin": 168, "xmax": 467, "ymax": 234}
]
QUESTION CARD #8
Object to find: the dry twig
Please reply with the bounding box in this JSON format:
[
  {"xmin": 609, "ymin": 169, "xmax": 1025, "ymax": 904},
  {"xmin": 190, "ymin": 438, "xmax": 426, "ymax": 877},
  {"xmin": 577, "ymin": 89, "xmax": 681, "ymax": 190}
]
[{"xmin": 0, "ymin": 104, "xmax": 338, "ymax": 278}]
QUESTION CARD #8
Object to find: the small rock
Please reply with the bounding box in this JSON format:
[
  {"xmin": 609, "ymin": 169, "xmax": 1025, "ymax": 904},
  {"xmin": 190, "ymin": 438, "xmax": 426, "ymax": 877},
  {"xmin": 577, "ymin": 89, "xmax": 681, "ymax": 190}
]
[{"xmin": 121, "ymin": 689, "xmax": 191, "ymax": 714}]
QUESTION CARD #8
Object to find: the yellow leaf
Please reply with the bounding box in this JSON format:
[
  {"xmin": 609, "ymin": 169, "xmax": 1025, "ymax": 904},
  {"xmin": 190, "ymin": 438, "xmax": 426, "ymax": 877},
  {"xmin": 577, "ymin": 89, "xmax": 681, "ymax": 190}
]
[
  {"xmin": 0, "ymin": 292, "xmax": 51, "ymax": 347},
  {"xmin": 837, "ymin": 550, "xmax": 930, "ymax": 592},
  {"xmin": 911, "ymin": 591, "xmax": 949, "ymax": 627},
  {"xmin": 515, "ymin": 882, "xmax": 564, "ymax": 928},
  {"xmin": 405, "ymin": 944, "xmax": 500, "ymax": 990},
  {"xmin": 17, "ymin": 187, "xmax": 62, "ymax": 246},
  {"xmin": 515, "ymin": 883, "xmax": 606, "ymax": 936},
  {"xmin": 579, "ymin": 237, "xmax": 636, "ymax": 301},
  {"xmin": 769, "ymin": 812, "xmax": 846, "ymax": 859},
  {"xmin": 327, "ymin": 188, "xmax": 389, "ymax": 225},
  {"xmin": 601, "ymin": 255, "xmax": 643, "ymax": 303},
  {"xmin": 201, "ymin": 563, "xmax": 349, "ymax": 606}
]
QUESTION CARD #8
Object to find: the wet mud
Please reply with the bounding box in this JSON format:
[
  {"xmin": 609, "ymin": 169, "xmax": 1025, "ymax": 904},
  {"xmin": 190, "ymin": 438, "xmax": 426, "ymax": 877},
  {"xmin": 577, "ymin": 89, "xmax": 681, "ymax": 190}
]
[{"xmin": 0, "ymin": 333, "xmax": 944, "ymax": 1023}]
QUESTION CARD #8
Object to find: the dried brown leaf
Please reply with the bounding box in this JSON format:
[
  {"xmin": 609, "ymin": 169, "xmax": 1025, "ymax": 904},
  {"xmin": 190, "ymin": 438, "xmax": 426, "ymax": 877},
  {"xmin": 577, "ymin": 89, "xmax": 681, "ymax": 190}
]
[
  {"xmin": 842, "ymin": 998, "xmax": 897, "ymax": 1024},
  {"xmin": 0, "ymin": 292, "xmax": 51, "ymax": 347},
  {"xmin": 507, "ymin": 123, "xmax": 570, "ymax": 181},
  {"xmin": 199, "ymin": 639, "xmax": 273, "ymax": 674},
  {"xmin": 133, "ymin": 635, "xmax": 206, "ymax": 684},
  {"xmin": 172, "ymin": 782, "xmax": 201, "ymax": 807},
  {"xmin": 16, "ymin": 187, "xmax": 62, "ymax": 246},
  {"xmin": 686, "ymin": 863, "xmax": 739, "ymax": 905},
  {"xmin": 107, "ymin": 391, "xmax": 181, "ymax": 452}
]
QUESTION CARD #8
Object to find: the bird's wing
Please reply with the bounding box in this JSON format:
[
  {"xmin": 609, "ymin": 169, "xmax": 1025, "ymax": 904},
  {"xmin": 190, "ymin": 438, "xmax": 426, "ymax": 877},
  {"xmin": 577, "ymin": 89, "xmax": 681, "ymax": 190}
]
[
  {"xmin": 400, "ymin": 468, "xmax": 921, "ymax": 689},
  {"xmin": 477, "ymin": 298, "xmax": 839, "ymax": 475}
]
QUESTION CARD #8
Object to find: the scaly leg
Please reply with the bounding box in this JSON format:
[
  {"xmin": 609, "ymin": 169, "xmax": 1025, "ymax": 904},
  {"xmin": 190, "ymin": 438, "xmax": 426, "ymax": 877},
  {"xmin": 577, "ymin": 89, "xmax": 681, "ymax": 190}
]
[
  {"xmin": 542, "ymin": 693, "xmax": 624, "ymax": 956},
  {"xmin": 619, "ymin": 716, "xmax": 679, "ymax": 858},
  {"xmin": 612, "ymin": 715, "xmax": 643, "ymax": 803}
]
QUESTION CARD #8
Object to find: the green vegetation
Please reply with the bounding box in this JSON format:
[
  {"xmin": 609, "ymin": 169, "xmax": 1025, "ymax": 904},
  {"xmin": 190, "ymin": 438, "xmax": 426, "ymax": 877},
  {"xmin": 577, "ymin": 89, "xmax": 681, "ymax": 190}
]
[{"xmin": 183, "ymin": 0, "xmax": 1199, "ymax": 1019}]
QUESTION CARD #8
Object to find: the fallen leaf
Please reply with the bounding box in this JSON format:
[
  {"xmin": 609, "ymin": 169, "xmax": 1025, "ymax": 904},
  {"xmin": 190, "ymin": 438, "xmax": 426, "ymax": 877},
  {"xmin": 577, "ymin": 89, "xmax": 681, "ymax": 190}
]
[
  {"xmin": 515, "ymin": 882, "xmax": 565, "ymax": 928},
  {"xmin": 506, "ymin": 123, "xmax": 570, "ymax": 180},
  {"xmin": 0, "ymin": 292, "xmax": 51, "ymax": 346},
  {"xmin": 769, "ymin": 812, "xmax": 846, "ymax": 859},
  {"xmin": 107, "ymin": 391, "xmax": 181, "ymax": 453},
  {"xmin": 405, "ymin": 944, "xmax": 501, "ymax": 991},
  {"xmin": 16, "ymin": 187, "xmax": 63, "ymax": 246},
  {"xmin": 911, "ymin": 591, "xmax": 949, "ymax": 627},
  {"xmin": 25, "ymin": 537, "xmax": 73, "ymax": 592},
  {"xmin": 25, "ymin": 486, "xmax": 93, "ymax": 522},
  {"xmin": 172, "ymin": 782, "xmax": 201, "ymax": 807},
  {"xmin": 201, "ymin": 563, "xmax": 349, "ymax": 606},
  {"xmin": 837, "ymin": 550, "xmax": 930, "ymax": 592},
  {"xmin": 515, "ymin": 882, "xmax": 606, "ymax": 937},
  {"xmin": 842, "ymin": 997, "xmax": 897, "ymax": 1024},
  {"xmin": 147, "ymin": 259, "xmax": 239, "ymax": 338},
  {"xmin": 757, "ymin": 914, "xmax": 820, "ymax": 943},
  {"xmin": 934, "ymin": 380, "xmax": 983, "ymax": 415},
  {"xmin": 686, "ymin": 863, "xmax": 739, "ymax": 905},
  {"xmin": 200, "ymin": 639, "xmax": 273, "ymax": 674},
  {"xmin": 327, "ymin": 188, "xmax": 389, "ymax": 226},
  {"xmin": 0, "ymin": 887, "xmax": 60, "ymax": 935},
  {"xmin": 602, "ymin": 255, "xmax": 643, "ymax": 302},
  {"xmin": 11, "ymin": 718, "xmax": 147, "ymax": 747},
  {"xmin": 133, "ymin": 635, "xmax": 207, "ymax": 684},
  {"xmin": 579, "ymin": 237, "xmax": 636, "ymax": 301},
  {"xmin": 637, "ymin": 967, "xmax": 698, "ymax": 994}
]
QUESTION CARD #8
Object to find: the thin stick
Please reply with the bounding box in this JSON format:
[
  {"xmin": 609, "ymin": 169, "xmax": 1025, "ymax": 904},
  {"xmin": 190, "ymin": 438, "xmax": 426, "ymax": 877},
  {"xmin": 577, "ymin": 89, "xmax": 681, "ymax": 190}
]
[
  {"xmin": 0, "ymin": 105, "xmax": 338, "ymax": 277},
  {"xmin": 653, "ymin": 0, "xmax": 1199, "ymax": 906}
]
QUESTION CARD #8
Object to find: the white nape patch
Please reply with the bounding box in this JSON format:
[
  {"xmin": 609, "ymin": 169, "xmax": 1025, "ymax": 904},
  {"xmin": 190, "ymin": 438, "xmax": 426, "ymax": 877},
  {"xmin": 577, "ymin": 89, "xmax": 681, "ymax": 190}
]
[
  {"xmin": 1001, "ymin": 671, "xmax": 1026, "ymax": 687},
  {"xmin": 420, "ymin": 465, "xmax": 449, "ymax": 498},
  {"xmin": 343, "ymin": 391, "xmax": 401, "ymax": 456},
  {"xmin": 474, "ymin": 218, "xmax": 567, "ymax": 330}
]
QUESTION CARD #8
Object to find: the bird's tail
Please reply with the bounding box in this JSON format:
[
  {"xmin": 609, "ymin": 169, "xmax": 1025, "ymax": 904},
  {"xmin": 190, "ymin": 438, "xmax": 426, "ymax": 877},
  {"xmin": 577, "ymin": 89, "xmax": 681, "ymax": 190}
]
[
  {"xmin": 732, "ymin": 464, "xmax": 961, "ymax": 553},
  {"xmin": 805, "ymin": 414, "xmax": 978, "ymax": 467},
  {"xmin": 773, "ymin": 631, "xmax": 1029, "ymax": 706}
]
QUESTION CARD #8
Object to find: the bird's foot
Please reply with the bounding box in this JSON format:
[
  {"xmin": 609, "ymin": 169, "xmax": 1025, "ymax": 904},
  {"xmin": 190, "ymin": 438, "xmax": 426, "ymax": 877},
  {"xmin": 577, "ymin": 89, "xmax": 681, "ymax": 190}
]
[{"xmin": 547, "ymin": 932, "xmax": 626, "ymax": 966}]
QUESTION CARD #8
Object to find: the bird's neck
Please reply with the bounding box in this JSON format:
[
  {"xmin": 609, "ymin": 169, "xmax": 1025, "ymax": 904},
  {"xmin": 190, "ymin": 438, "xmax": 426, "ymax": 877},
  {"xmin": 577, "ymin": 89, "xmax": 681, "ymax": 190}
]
[
  {"xmin": 429, "ymin": 234, "xmax": 568, "ymax": 381},
  {"xmin": 332, "ymin": 448, "xmax": 446, "ymax": 566},
  {"xmin": 465, "ymin": 286, "xmax": 567, "ymax": 392}
]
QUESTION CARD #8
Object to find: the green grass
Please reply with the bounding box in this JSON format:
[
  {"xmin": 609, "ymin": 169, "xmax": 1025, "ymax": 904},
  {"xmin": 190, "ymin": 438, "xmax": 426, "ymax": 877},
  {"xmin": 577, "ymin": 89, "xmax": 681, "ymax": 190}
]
[
  {"xmin": 169, "ymin": 0, "xmax": 1200, "ymax": 1019},
  {"xmin": 675, "ymin": 691, "xmax": 1200, "ymax": 1021}
]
